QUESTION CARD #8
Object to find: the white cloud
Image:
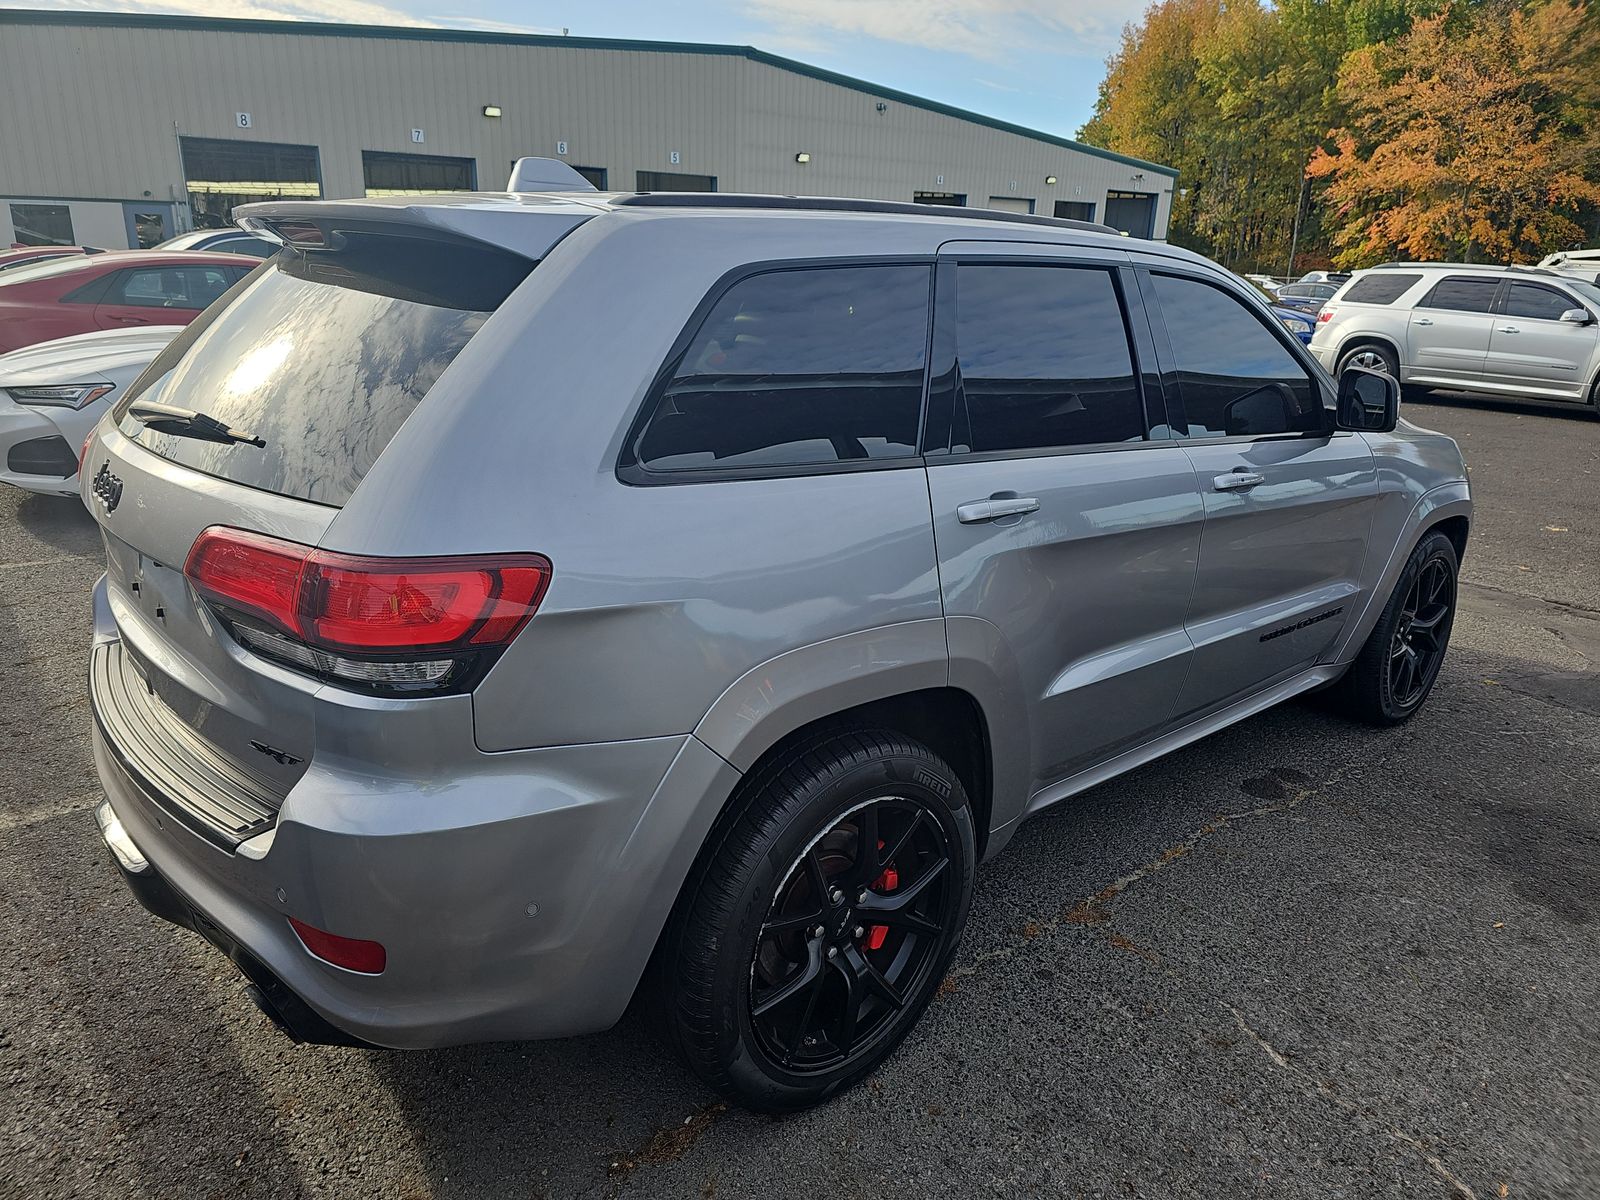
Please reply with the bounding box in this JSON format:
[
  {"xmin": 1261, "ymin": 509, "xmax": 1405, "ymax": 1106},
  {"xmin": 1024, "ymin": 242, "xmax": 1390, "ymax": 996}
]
[
  {"xmin": 743, "ymin": 0, "xmax": 1145, "ymax": 61},
  {"xmin": 2, "ymin": 0, "xmax": 440, "ymax": 27}
]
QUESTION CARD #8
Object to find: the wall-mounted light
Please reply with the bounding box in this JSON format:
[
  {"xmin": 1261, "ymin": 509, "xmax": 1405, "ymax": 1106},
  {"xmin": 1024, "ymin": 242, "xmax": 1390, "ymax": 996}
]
[
  {"xmin": 875, "ymin": 102, "xmax": 888, "ymax": 113},
  {"xmin": 482, "ymin": 104, "xmax": 503, "ymax": 118},
  {"xmin": 1045, "ymin": 175, "xmax": 1057, "ymax": 185},
  {"xmin": 795, "ymin": 152, "xmax": 812, "ymax": 164}
]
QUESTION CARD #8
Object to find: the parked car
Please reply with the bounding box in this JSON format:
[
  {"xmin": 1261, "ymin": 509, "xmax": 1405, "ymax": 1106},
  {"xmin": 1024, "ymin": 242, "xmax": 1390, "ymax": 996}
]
[
  {"xmin": 0, "ymin": 325, "xmax": 179, "ymax": 496},
  {"xmin": 154, "ymin": 228, "xmax": 278, "ymax": 257},
  {"xmin": 1312, "ymin": 263, "xmax": 1600, "ymax": 411},
  {"xmin": 0, "ymin": 245, "xmax": 100, "ymax": 274},
  {"xmin": 1273, "ymin": 280, "xmax": 1340, "ymax": 314},
  {"xmin": 0, "ymin": 251, "xmax": 253, "ymax": 354},
  {"xmin": 83, "ymin": 185, "xmax": 1470, "ymax": 1112},
  {"xmin": 1272, "ymin": 303, "xmax": 1316, "ymax": 344},
  {"xmin": 1293, "ymin": 270, "xmax": 1351, "ymax": 286}
]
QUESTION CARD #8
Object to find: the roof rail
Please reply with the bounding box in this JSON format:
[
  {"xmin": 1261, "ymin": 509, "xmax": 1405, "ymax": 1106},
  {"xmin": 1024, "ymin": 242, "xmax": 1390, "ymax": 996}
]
[
  {"xmin": 612, "ymin": 192, "xmax": 1122, "ymax": 236},
  {"xmin": 1370, "ymin": 260, "xmax": 1564, "ymax": 279}
]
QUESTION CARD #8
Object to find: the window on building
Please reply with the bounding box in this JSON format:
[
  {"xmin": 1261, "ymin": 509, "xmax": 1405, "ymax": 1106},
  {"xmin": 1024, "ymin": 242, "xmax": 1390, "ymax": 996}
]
[
  {"xmin": 1340, "ymin": 272, "xmax": 1421, "ymax": 305},
  {"xmin": 1152, "ymin": 273, "xmax": 1322, "ymax": 438},
  {"xmin": 953, "ymin": 265, "xmax": 1145, "ymax": 453},
  {"xmin": 362, "ymin": 151, "xmax": 476, "ymax": 196},
  {"xmin": 630, "ymin": 264, "xmax": 931, "ymax": 473},
  {"xmin": 1503, "ymin": 283, "xmax": 1580, "ymax": 321},
  {"xmin": 1417, "ymin": 276, "xmax": 1500, "ymax": 313},
  {"xmin": 181, "ymin": 137, "xmax": 322, "ymax": 229},
  {"xmin": 1104, "ymin": 190, "xmax": 1157, "ymax": 238},
  {"xmin": 636, "ymin": 171, "xmax": 717, "ymax": 192},
  {"xmin": 9, "ymin": 203, "xmax": 74, "ymax": 247},
  {"xmin": 913, "ymin": 191, "xmax": 966, "ymax": 207},
  {"xmin": 1053, "ymin": 200, "xmax": 1096, "ymax": 222}
]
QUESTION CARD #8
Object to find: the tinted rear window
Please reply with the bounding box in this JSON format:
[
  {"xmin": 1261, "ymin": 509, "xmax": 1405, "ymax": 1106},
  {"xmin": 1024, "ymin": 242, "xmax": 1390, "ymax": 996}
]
[
  {"xmin": 629, "ymin": 264, "xmax": 930, "ymax": 474},
  {"xmin": 1418, "ymin": 276, "xmax": 1500, "ymax": 313},
  {"xmin": 117, "ymin": 232, "xmax": 532, "ymax": 506},
  {"xmin": 1340, "ymin": 272, "xmax": 1420, "ymax": 304}
]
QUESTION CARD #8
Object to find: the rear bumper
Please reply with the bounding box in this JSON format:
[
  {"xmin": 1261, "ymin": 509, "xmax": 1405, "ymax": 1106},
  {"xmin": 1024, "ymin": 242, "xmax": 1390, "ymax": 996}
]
[
  {"xmin": 89, "ymin": 596, "xmax": 743, "ymax": 1047},
  {"xmin": 95, "ymin": 800, "xmax": 370, "ymax": 1047}
]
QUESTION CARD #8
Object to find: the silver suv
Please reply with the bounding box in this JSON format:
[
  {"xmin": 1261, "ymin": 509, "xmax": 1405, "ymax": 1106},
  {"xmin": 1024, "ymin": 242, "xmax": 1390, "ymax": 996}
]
[
  {"xmin": 1312, "ymin": 262, "xmax": 1600, "ymax": 412},
  {"xmin": 84, "ymin": 187, "xmax": 1471, "ymax": 1110}
]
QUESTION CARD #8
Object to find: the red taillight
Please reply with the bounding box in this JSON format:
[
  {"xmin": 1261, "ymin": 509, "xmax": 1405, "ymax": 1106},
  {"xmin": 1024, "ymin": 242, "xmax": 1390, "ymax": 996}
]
[
  {"xmin": 288, "ymin": 917, "xmax": 386, "ymax": 974},
  {"xmin": 183, "ymin": 527, "xmax": 551, "ymax": 690},
  {"xmin": 1316, "ymin": 309, "xmax": 1333, "ymax": 323},
  {"xmin": 186, "ymin": 527, "xmax": 306, "ymax": 635},
  {"xmin": 78, "ymin": 429, "xmax": 97, "ymax": 476}
]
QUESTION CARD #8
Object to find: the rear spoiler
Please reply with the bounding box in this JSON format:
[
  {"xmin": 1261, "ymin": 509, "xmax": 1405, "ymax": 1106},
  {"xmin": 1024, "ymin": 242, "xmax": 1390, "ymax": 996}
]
[{"xmin": 235, "ymin": 194, "xmax": 597, "ymax": 262}]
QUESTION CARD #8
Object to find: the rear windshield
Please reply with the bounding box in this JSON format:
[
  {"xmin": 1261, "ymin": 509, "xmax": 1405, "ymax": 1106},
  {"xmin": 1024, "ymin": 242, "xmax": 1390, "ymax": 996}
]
[{"xmin": 116, "ymin": 231, "xmax": 533, "ymax": 506}]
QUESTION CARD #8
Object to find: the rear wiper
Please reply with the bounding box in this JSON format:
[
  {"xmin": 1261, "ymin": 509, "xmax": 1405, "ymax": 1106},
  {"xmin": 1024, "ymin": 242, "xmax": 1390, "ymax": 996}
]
[{"xmin": 128, "ymin": 400, "xmax": 266, "ymax": 448}]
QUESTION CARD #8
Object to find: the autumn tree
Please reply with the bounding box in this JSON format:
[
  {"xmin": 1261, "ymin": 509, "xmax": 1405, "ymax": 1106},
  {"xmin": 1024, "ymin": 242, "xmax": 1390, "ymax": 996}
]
[{"xmin": 1310, "ymin": 2, "xmax": 1600, "ymax": 265}]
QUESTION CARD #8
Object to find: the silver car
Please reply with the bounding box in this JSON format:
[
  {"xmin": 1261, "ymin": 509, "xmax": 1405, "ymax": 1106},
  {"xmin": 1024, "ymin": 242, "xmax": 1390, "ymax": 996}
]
[
  {"xmin": 1312, "ymin": 262, "xmax": 1600, "ymax": 412},
  {"xmin": 84, "ymin": 188, "xmax": 1470, "ymax": 1111},
  {"xmin": 0, "ymin": 325, "xmax": 180, "ymax": 496}
]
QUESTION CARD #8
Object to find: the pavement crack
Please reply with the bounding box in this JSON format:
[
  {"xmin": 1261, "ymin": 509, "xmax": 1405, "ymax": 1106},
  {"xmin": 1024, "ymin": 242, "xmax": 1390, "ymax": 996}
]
[
  {"xmin": 941, "ymin": 775, "xmax": 1328, "ymax": 990},
  {"xmin": 1225, "ymin": 1003, "xmax": 1481, "ymax": 1200}
]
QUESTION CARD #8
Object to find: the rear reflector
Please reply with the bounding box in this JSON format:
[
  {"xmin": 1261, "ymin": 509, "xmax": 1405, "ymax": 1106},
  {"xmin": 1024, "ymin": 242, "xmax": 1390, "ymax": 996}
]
[
  {"xmin": 184, "ymin": 527, "xmax": 551, "ymax": 694},
  {"xmin": 288, "ymin": 917, "xmax": 387, "ymax": 974}
]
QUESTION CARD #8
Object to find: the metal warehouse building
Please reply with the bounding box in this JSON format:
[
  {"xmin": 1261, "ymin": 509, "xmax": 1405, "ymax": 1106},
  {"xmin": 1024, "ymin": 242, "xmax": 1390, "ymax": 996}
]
[{"xmin": 0, "ymin": 10, "xmax": 1176, "ymax": 250}]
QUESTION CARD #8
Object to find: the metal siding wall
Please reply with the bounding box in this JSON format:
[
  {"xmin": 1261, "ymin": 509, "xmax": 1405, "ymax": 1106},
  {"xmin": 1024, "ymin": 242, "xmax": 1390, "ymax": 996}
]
[{"xmin": 0, "ymin": 22, "xmax": 1172, "ymax": 238}]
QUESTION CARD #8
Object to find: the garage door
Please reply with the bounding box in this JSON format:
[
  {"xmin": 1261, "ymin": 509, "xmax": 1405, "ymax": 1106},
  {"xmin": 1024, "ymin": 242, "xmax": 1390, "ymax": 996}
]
[
  {"xmin": 987, "ymin": 196, "xmax": 1035, "ymax": 215},
  {"xmin": 181, "ymin": 137, "xmax": 321, "ymax": 229}
]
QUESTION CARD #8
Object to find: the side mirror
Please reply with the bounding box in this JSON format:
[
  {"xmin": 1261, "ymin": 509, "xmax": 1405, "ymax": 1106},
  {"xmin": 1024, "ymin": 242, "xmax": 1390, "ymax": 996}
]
[
  {"xmin": 1336, "ymin": 365, "xmax": 1399, "ymax": 433},
  {"xmin": 1559, "ymin": 308, "xmax": 1592, "ymax": 325}
]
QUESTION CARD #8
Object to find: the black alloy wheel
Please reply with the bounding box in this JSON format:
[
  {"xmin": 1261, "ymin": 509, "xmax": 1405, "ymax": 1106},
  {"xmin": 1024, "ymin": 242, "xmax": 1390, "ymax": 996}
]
[
  {"xmin": 656, "ymin": 729, "xmax": 975, "ymax": 1111},
  {"xmin": 1387, "ymin": 553, "xmax": 1453, "ymax": 709},
  {"xmin": 749, "ymin": 795, "xmax": 957, "ymax": 1073}
]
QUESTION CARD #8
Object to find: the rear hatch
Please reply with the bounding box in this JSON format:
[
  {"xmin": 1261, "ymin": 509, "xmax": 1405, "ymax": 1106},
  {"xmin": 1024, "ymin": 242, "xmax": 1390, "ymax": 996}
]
[{"xmin": 86, "ymin": 211, "xmax": 557, "ymax": 850}]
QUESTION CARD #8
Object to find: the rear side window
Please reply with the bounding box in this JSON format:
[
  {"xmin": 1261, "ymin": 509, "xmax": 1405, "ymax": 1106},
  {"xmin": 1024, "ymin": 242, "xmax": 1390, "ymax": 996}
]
[
  {"xmin": 1341, "ymin": 273, "xmax": 1420, "ymax": 304},
  {"xmin": 108, "ymin": 265, "xmax": 235, "ymax": 310},
  {"xmin": 953, "ymin": 264, "xmax": 1145, "ymax": 452},
  {"xmin": 630, "ymin": 264, "xmax": 930, "ymax": 474},
  {"xmin": 1503, "ymin": 283, "xmax": 1578, "ymax": 321},
  {"xmin": 1418, "ymin": 276, "xmax": 1500, "ymax": 313},
  {"xmin": 1152, "ymin": 273, "xmax": 1323, "ymax": 438},
  {"xmin": 118, "ymin": 232, "xmax": 533, "ymax": 507}
]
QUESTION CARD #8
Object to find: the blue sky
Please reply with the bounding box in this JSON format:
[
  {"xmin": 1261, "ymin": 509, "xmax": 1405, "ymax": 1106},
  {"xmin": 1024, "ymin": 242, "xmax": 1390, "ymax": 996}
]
[{"xmin": 8, "ymin": 0, "xmax": 1149, "ymax": 137}]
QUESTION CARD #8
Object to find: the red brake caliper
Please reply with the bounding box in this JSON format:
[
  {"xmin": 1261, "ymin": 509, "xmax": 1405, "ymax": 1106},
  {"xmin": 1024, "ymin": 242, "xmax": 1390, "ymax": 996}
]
[{"xmin": 865, "ymin": 839, "xmax": 898, "ymax": 951}]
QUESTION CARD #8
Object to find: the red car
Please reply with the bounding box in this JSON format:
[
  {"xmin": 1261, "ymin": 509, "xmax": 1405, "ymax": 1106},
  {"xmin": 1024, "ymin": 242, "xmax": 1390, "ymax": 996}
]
[{"xmin": 0, "ymin": 251, "xmax": 256, "ymax": 354}]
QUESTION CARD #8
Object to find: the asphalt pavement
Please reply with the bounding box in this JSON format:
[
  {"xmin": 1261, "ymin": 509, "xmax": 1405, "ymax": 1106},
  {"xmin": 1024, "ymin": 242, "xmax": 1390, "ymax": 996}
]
[{"xmin": 0, "ymin": 392, "xmax": 1595, "ymax": 1199}]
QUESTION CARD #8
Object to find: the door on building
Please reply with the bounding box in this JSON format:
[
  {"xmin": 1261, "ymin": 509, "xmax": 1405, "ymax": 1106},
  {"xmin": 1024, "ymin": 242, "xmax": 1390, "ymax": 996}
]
[
  {"xmin": 636, "ymin": 171, "xmax": 717, "ymax": 192},
  {"xmin": 913, "ymin": 191, "xmax": 966, "ymax": 207},
  {"xmin": 986, "ymin": 196, "xmax": 1035, "ymax": 215},
  {"xmin": 123, "ymin": 203, "xmax": 176, "ymax": 249},
  {"xmin": 1054, "ymin": 200, "xmax": 1096, "ymax": 222},
  {"xmin": 1105, "ymin": 191, "xmax": 1157, "ymax": 238},
  {"xmin": 362, "ymin": 151, "xmax": 476, "ymax": 196},
  {"xmin": 180, "ymin": 137, "xmax": 321, "ymax": 230}
]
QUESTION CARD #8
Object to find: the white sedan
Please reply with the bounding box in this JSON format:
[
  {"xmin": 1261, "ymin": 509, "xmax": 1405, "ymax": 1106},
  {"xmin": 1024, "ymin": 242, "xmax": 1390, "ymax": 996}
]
[{"xmin": 0, "ymin": 325, "xmax": 179, "ymax": 497}]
